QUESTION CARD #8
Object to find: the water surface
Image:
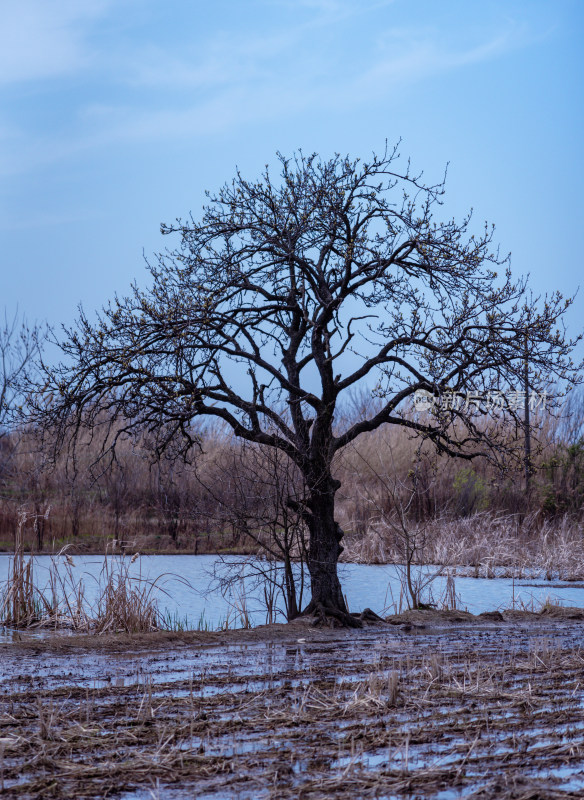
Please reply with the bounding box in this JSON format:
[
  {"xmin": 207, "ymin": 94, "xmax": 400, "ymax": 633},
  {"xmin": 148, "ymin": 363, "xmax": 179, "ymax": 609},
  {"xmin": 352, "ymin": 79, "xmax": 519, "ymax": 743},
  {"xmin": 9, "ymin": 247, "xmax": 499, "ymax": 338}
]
[{"xmin": 2, "ymin": 553, "xmax": 584, "ymax": 636}]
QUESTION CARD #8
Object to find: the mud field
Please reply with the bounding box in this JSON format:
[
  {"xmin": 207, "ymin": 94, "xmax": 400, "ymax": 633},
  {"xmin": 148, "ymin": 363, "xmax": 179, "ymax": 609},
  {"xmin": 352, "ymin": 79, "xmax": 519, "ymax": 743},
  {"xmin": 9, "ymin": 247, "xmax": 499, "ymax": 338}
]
[{"xmin": 1, "ymin": 609, "xmax": 584, "ymax": 799}]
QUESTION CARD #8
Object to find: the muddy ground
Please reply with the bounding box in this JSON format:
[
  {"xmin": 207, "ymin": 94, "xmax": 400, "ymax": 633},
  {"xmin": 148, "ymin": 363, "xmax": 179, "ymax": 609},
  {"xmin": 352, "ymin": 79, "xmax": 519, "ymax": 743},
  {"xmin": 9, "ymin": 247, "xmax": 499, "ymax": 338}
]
[{"xmin": 1, "ymin": 609, "xmax": 584, "ymax": 799}]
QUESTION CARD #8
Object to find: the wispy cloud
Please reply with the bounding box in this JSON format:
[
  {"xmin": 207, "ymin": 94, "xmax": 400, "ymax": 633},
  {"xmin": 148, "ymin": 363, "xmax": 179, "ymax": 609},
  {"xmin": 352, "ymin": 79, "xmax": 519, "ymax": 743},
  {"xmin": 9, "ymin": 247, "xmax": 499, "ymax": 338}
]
[
  {"xmin": 0, "ymin": 2, "xmax": 542, "ymax": 177},
  {"xmin": 75, "ymin": 22, "xmax": 529, "ymax": 141},
  {"xmin": 0, "ymin": 0, "xmax": 112, "ymax": 85},
  {"xmin": 351, "ymin": 25, "xmax": 523, "ymax": 95},
  {"xmin": 0, "ymin": 208, "xmax": 104, "ymax": 233},
  {"xmin": 121, "ymin": 28, "xmax": 300, "ymax": 91}
]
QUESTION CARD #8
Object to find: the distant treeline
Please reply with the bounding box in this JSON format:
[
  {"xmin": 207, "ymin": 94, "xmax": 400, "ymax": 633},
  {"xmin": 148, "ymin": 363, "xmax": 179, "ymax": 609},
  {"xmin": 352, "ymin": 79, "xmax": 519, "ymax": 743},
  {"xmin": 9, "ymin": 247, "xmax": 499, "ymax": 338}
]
[{"xmin": 1, "ymin": 392, "xmax": 583, "ymax": 554}]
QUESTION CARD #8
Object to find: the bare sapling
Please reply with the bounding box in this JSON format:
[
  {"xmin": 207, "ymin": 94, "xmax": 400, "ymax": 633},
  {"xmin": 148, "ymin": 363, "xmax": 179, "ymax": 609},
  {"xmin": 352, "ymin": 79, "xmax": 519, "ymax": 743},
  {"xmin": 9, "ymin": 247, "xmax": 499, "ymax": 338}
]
[
  {"xmin": 201, "ymin": 440, "xmax": 309, "ymax": 622},
  {"xmin": 347, "ymin": 444, "xmax": 458, "ymax": 610}
]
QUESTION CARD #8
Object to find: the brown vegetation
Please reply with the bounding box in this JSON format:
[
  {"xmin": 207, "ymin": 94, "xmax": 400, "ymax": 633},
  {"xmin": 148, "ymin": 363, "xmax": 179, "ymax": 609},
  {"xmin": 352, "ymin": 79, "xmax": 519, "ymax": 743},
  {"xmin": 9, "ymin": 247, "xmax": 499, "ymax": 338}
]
[
  {"xmin": 1, "ymin": 393, "xmax": 583, "ymax": 571},
  {"xmin": 0, "ymin": 520, "xmax": 166, "ymax": 633}
]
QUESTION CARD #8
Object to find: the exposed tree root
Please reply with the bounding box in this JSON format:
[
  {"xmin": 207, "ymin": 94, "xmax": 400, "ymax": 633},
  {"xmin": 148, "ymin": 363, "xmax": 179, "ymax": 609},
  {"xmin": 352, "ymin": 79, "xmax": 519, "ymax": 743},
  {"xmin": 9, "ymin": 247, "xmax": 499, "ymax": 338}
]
[
  {"xmin": 301, "ymin": 599, "xmax": 363, "ymax": 628},
  {"xmin": 355, "ymin": 607, "xmax": 387, "ymax": 624},
  {"xmin": 301, "ymin": 603, "xmax": 388, "ymax": 628}
]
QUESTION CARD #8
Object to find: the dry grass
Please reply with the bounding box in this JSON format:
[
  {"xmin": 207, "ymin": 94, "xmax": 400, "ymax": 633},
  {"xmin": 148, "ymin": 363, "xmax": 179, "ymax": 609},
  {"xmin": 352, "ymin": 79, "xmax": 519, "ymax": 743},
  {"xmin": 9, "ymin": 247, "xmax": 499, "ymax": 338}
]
[
  {"xmin": 91, "ymin": 545, "xmax": 161, "ymax": 634},
  {"xmin": 1, "ymin": 525, "xmax": 165, "ymax": 633},
  {"xmin": 343, "ymin": 510, "xmax": 584, "ymax": 580},
  {"xmin": 0, "ymin": 509, "xmax": 57, "ymax": 626}
]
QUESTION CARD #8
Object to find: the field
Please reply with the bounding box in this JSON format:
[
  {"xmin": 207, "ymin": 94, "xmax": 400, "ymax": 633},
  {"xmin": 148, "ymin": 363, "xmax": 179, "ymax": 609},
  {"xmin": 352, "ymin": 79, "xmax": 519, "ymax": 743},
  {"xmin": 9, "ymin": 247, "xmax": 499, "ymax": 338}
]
[{"xmin": 1, "ymin": 609, "xmax": 584, "ymax": 799}]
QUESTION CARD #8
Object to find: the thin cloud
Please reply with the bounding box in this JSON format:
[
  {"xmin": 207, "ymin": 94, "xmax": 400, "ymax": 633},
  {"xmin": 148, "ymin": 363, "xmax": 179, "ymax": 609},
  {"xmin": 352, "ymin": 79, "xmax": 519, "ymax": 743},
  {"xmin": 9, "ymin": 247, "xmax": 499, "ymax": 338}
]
[
  {"xmin": 0, "ymin": 5, "xmax": 545, "ymax": 177},
  {"xmin": 0, "ymin": 208, "xmax": 104, "ymax": 233},
  {"xmin": 352, "ymin": 27, "xmax": 521, "ymax": 94},
  {"xmin": 0, "ymin": 0, "xmax": 112, "ymax": 85},
  {"xmin": 122, "ymin": 29, "xmax": 300, "ymax": 90},
  {"xmin": 76, "ymin": 25, "xmax": 531, "ymax": 143}
]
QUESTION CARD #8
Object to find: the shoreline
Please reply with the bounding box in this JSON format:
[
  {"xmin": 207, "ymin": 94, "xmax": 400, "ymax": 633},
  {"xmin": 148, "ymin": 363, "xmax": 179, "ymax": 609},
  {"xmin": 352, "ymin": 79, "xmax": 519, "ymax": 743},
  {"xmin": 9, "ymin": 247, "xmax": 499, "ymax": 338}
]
[{"xmin": 2, "ymin": 606, "xmax": 583, "ymax": 653}]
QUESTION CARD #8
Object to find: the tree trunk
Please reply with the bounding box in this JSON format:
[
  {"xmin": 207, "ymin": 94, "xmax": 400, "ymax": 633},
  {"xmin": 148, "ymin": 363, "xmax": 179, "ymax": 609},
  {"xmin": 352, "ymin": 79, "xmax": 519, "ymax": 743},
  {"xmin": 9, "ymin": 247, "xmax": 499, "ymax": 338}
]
[
  {"xmin": 303, "ymin": 480, "xmax": 362, "ymax": 627},
  {"xmin": 307, "ymin": 499, "xmax": 345, "ymax": 606},
  {"xmin": 283, "ymin": 553, "xmax": 299, "ymax": 620}
]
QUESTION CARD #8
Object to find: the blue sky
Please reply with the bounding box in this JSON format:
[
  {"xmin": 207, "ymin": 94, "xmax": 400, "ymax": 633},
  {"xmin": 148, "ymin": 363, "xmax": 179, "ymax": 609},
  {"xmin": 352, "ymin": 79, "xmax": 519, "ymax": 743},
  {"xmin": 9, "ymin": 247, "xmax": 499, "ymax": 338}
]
[{"xmin": 1, "ymin": 0, "xmax": 583, "ymax": 351}]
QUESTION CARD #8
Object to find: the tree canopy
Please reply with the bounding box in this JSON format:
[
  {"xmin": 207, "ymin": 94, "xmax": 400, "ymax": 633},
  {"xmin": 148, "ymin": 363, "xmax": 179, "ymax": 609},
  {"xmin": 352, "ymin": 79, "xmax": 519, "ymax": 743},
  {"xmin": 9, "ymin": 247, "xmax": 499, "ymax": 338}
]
[{"xmin": 34, "ymin": 144, "xmax": 581, "ymax": 623}]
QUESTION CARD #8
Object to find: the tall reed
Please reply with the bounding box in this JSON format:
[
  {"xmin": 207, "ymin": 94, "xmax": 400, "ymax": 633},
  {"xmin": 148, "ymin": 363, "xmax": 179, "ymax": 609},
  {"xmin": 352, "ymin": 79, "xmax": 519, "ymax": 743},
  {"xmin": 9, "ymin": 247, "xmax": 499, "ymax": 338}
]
[
  {"xmin": 1, "ymin": 517, "xmax": 165, "ymax": 632},
  {"xmin": 0, "ymin": 509, "xmax": 55, "ymax": 626}
]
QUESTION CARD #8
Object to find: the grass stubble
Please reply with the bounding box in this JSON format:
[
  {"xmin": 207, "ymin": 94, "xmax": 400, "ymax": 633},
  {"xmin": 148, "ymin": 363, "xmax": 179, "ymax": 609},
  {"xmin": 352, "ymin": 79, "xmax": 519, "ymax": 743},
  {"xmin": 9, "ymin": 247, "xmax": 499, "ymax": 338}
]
[{"xmin": 1, "ymin": 611, "xmax": 584, "ymax": 799}]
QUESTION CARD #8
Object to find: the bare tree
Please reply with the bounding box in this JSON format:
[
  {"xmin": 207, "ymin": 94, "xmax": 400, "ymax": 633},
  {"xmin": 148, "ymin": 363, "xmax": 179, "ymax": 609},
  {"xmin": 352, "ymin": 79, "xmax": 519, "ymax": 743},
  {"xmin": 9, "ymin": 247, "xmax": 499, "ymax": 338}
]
[
  {"xmin": 1, "ymin": 311, "xmax": 44, "ymax": 484},
  {"xmin": 200, "ymin": 440, "xmax": 309, "ymax": 621},
  {"xmin": 1, "ymin": 311, "xmax": 43, "ymax": 433},
  {"xmin": 31, "ymin": 145, "xmax": 581, "ymax": 625}
]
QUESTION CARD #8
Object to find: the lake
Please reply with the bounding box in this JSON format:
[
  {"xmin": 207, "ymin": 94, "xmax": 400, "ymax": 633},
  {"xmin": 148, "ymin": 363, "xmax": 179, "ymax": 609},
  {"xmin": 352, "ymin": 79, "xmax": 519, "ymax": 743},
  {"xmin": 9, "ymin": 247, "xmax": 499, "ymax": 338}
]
[{"xmin": 2, "ymin": 553, "xmax": 584, "ymax": 636}]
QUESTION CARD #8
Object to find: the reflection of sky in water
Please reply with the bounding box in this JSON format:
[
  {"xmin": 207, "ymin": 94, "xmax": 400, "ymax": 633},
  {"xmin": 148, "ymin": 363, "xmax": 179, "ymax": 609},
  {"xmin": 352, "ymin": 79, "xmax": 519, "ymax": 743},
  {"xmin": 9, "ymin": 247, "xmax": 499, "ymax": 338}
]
[{"xmin": 1, "ymin": 554, "xmax": 584, "ymax": 632}]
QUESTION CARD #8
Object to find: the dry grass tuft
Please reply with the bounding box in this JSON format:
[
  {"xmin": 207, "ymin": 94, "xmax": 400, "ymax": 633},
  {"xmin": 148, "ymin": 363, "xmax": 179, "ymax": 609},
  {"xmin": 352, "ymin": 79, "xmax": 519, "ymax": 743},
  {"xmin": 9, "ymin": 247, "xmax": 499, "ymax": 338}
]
[
  {"xmin": 0, "ymin": 510, "xmax": 56, "ymax": 627},
  {"xmin": 92, "ymin": 548, "xmax": 161, "ymax": 634},
  {"xmin": 1, "ymin": 519, "xmax": 164, "ymax": 633}
]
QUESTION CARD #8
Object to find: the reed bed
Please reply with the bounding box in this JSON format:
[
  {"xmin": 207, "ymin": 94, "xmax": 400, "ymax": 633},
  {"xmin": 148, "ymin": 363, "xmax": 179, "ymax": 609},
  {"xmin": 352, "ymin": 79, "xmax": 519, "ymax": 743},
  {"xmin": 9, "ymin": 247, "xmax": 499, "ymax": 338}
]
[
  {"xmin": 0, "ymin": 530, "xmax": 164, "ymax": 634},
  {"xmin": 0, "ymin": 510, "xmax": 58, "ymax": 627},
  {"xmin": 342, "ymin": 511, "xmax": 584, "ymax": 580}
]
